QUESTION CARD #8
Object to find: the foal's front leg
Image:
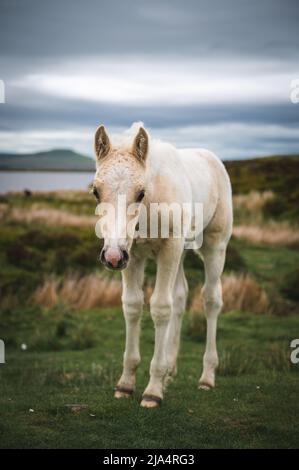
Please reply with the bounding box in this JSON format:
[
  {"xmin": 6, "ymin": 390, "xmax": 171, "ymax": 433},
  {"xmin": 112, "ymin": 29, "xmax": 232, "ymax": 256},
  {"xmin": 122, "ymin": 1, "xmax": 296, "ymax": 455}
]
[
  {"xmin": 141, "ymin": 239, "xmax": 183, "ymax": 408},
  {"xmin": 115, "ymin": 256, "xmax": 145, "ymax": 398}
]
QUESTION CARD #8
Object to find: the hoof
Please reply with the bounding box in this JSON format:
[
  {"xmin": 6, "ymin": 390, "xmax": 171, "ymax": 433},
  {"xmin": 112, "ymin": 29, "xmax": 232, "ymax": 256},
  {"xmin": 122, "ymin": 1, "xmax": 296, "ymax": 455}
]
[
  {"xmin": 114, "ymin": 390, "xmax": 131, "ymax": 398},
  {"xmin": 114, "ymin": 385, "xmax": 133, "ymax": 399},
  {"xmin": 140, "ymin": 394, "xmax": 162, "ymax": 408},
  {"xmin": 198, "ymin": 381, "xmax": 214, "ymax": 391}
]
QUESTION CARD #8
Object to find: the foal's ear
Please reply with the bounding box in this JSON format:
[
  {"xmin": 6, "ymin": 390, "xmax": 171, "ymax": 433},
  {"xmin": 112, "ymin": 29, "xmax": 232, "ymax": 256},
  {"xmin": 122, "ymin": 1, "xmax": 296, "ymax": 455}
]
[
  {"xmin": 95, "ymin": 125, "xmax": 110, "ymax": 161},
  {"xmin": 133, "ymin": 127, "xmax": 148, "ymax": 162}
]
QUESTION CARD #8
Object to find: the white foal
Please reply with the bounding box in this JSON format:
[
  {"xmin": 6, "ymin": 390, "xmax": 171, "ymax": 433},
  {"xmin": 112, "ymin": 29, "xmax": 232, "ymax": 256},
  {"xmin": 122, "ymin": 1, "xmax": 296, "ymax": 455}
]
[{"xmin": 92, "ymin": 122, "xmax": 233, "ymax": 407}]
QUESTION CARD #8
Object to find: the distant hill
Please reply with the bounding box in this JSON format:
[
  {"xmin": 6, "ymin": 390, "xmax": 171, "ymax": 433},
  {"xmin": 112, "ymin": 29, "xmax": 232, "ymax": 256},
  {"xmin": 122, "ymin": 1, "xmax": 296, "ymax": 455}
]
[
  {"xmin": 224, "ymin": 155, "xmax": 299, "ymax": 220},
  {"xmin": 0, "ymin": 149, "xmax": 95, "ymax": 171}
]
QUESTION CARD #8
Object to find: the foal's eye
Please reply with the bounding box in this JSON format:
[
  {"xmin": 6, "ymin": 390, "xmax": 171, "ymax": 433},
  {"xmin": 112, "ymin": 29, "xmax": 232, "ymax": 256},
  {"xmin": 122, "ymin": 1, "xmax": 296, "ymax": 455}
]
[
  {"xmin": 136, "ymin": 190, "xmax": 145, "ymax": 203},
  {"xmin": 93, "ymin": 187, "xmax": 100, "ymax": 201}
]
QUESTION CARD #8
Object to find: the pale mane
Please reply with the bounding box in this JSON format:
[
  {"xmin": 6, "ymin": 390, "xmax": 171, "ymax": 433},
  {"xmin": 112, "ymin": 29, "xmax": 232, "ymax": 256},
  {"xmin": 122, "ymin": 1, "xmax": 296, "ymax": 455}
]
[{"xmin": 111, "ymin": 121, "xmax": 148, "ymax": 150}]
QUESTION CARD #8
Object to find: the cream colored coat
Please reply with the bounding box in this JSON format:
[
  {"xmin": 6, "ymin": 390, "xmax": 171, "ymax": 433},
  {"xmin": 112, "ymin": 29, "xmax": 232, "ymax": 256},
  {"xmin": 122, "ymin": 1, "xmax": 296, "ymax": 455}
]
[{"xmin": 93, "ymin": 122, "xmax": 233, "ymax": 407}]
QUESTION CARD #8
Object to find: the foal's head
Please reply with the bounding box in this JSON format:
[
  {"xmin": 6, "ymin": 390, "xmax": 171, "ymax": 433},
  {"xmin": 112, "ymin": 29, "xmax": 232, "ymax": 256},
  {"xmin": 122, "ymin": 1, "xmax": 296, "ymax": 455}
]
[{"xmin": 93, "ymin": 123, "xmax": 149, "ymax": 270}]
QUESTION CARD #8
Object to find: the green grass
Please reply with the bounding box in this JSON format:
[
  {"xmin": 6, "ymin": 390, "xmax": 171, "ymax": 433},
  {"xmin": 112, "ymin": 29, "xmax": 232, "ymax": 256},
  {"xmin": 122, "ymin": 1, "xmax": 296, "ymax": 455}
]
[{"xmin": 0, "ymin": 308, "xmax": 298, "ymax": 449}]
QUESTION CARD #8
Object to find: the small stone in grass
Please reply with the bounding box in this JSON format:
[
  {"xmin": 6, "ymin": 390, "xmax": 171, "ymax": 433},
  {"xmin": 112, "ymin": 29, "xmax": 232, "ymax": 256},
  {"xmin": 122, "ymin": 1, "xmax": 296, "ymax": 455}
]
[
  {"xmin": 89, "ymin": 413, "xmax": 96, "ymax": 417},
  {"xmin": 65, "ymin": 404, "xmax": 89, "ymax": 414},
  {"xmin": 21, "ymin": 343, "xmax": 27, "ymax": 351},
  {"xmin": 29, "ymin": 408, "xmax": 34, "ymax": 413}
]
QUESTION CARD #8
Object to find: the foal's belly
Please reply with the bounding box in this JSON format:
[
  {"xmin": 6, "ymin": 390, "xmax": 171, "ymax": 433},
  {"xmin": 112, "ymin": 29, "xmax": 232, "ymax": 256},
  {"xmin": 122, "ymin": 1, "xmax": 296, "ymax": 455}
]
[{"xmin": 178, "ymin": 148, "xmax": 220, "ymax": 230}]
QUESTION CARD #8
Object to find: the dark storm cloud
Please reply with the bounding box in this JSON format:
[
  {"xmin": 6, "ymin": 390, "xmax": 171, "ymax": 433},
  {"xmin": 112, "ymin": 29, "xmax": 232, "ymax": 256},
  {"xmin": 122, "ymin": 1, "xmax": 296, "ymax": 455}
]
[
  {"xmin": 0, "ymin": 0, "xmax": 299, "ymax": 59},
  {"xmin": 1, "ymin": 99, "xmax": 299, "ymax": 131},
  {"xmin": 0, "ymin": 0, "xmax": 299, "ymax": 158}
]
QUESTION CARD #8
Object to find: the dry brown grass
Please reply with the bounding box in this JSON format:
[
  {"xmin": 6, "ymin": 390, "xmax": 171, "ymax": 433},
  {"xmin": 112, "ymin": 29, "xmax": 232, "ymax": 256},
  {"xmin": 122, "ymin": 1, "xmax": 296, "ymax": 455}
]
[
  {"xmin": 233, "ymin": 190, "xmax": 274, "ymax": 213},
  {"xmin": 233, "ymin": 222, "xmax": 299, "ymax": 246},
  {"xmin": 61, "ymin": 273, "xmax": 122, "ymax": 309},
  {"xmin": 0, "ymin": 202, "xmax": 9, "ymax": 219},
  {"xmin": 232, "ymin": 190, "xmax": 299, "ymax": 246},
  {"xmin": 32, "ymin": 268, "xmax": 270, "ymax": 315},
  {"xmin": 32, "ymin": 276, "xmax": 59, "ymax": 309},
  {"xmin": 32, "ymin": 272, "xmax": 154, "ymax": 310},
  {"xmin": 222, "ymin": 273, "xmax": 269, "ymax": 313},
  {"xmin": 191, "ymin": 273, "xmax": 269, "ymax": 315},
  {"xmin": 6, "ymin": 206, "xmax": 96, "ymax": 227},
  {"xmin": 32, "ymin": 273, "xmax": 122, "ymax": 310}
]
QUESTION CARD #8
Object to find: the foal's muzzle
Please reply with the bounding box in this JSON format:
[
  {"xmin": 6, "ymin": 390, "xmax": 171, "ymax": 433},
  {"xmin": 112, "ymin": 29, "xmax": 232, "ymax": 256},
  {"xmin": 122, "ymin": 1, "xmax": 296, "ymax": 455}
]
[{"xmin": 99, "ymin": 246, "xmax": 129, "ymax": 270}]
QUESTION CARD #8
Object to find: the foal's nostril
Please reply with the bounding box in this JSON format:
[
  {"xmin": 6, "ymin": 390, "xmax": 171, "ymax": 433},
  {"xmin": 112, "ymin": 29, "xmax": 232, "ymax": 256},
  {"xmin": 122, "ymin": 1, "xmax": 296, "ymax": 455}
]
[
  {"xmin": 99, "ymin": 248, "xmax": 106, "ymax": 264},
  {"xmin": 116, "ymin": 250, "xmax": 129, "ymax": 269},
  {"xmin": 122, "ymin": 250, "xmax": 129, "ymax": 263}
]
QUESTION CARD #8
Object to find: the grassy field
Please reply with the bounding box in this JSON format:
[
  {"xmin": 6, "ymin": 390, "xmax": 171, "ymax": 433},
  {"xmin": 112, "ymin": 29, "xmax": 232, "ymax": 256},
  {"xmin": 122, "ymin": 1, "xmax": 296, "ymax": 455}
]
[
  {"xmin": 0, "ymin": 308, "xmax": 298, "ymax": 449},
  {"xmin": 0, "ymin": 157, "xmax": 299, "ymax": 448}
]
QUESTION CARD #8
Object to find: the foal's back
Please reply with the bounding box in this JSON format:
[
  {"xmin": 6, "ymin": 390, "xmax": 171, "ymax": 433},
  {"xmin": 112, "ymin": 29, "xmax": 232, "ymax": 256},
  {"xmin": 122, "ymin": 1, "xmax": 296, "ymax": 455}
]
[{"xmin": 177, "ymin": 147, "xmax": 233, "ymax": 235}]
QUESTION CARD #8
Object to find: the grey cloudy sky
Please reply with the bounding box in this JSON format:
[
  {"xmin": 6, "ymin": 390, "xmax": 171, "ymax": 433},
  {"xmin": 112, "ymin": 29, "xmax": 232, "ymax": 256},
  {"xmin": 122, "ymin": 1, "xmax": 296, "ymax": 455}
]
[{"xmin": 0, "ymin": 0, "xmax": 299, "ymax": 159}]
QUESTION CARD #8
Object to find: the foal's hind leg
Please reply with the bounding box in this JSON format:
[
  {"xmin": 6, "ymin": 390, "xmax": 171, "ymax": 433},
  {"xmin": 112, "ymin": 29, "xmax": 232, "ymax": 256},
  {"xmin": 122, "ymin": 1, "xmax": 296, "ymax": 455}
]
[
  {"xmin": 198, "ymin": 237, "xmax": 226, "ymax": 389},
  {"xmin": 165, "ymin": 258, "xmax": 188, "ymax": 379}
]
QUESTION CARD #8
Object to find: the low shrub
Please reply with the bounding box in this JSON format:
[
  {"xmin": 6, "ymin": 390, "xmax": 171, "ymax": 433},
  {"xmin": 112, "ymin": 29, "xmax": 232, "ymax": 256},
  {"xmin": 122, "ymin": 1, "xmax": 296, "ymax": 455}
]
[
  {"xmin": 224, "ymin": 244, "xmax": 247, "ymax": 272},
  {"xmin": 6, "ymin": 242, "xmax": 46, "ymax": 271},
  {"xmin": 280, "ymin": 268, "xmax": 299, "ymax": 302}
]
